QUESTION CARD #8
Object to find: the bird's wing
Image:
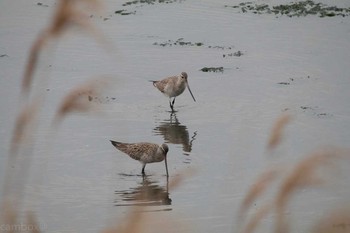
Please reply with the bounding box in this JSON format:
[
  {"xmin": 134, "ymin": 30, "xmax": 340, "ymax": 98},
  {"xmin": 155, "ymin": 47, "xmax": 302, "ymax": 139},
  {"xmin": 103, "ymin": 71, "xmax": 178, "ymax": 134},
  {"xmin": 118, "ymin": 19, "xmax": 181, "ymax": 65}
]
[
  {"xmin": 110, "ymin": 141, "xmax": 158, "ymax": 161},
  {"xmin": 153, "ymin": 76, "xmax": 177, "ymax": 93}
]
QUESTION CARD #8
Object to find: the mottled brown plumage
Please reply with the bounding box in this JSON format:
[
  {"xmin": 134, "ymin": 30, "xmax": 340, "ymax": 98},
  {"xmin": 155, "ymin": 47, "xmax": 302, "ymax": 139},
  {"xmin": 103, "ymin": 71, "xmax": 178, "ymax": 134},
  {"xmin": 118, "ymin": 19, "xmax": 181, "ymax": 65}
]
[
  {"xmin": 151, "ymin": 72, "xmax": 196, "ymax": 111},
  {"xmin": 110, "ymin": 140, "xmax": 169, "ymax": 177}
]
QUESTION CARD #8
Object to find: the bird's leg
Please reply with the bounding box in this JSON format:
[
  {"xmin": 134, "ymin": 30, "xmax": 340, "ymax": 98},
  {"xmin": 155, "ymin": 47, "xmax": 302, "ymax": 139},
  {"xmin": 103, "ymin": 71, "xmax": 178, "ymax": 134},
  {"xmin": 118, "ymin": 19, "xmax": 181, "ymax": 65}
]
[
  {"xmin": 172, "ymin": 98, "xmax": 176, "ymax": 106},
  {"xmin": 141, "ymin": 164, "xmax": 146, "ymax": 176},
  {"xmin": 169, "ymin": 98, "xmax": 174, "ymax": 112}
]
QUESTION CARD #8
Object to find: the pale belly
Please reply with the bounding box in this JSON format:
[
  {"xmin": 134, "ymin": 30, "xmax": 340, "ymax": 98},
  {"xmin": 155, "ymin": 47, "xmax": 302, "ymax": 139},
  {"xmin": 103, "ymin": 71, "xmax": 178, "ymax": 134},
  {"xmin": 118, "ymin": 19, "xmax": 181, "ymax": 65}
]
[{"xmin": 164, "ymin": 82, "xmax": 186, "ymax": 98}]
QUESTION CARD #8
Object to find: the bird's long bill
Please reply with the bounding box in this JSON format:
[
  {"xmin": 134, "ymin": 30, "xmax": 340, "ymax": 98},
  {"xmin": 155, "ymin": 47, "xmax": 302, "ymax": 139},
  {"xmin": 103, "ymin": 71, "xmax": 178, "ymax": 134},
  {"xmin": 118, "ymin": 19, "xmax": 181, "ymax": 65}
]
[
  {"xmin": 165, "ymin": 156, "xmax": 169, "ymax": 177},
  {"xmin": 186, "ymin": 82, "xmax": 196, "ymax": 102}
]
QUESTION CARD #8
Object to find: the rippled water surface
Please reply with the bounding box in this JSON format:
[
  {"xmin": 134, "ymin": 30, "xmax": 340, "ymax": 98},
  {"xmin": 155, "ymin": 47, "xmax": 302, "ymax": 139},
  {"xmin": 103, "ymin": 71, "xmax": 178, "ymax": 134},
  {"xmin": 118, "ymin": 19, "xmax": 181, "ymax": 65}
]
[{"xmin": 1, "ymin": 0, "xmax": 350, "ymax": 232}]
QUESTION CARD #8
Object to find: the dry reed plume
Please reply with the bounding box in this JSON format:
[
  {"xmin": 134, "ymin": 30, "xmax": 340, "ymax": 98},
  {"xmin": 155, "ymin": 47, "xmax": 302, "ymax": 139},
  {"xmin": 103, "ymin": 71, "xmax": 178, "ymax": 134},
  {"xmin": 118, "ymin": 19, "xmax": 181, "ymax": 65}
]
[
  {"xmin": 26, "ymin": 211, "xmax": 42, "ymax": 233},
  {"xmin": 22, "ymin": 0, "xmax": 103, "ymax": 95},
  {"xmin": 267, "ymin": 114, "xmax": 291, "ymax": 150},
  {"xmin": 274, "ymin": 149, "xmax": 341, "ymax": 233},
  {"xmin": 102, "ymin": 208, "xmax": 144, "ymax": 233},
  {"xmin": 4, "ymin": 100, "xmax": 40, "ymax": 222},
  {"xmin": 3, "ymin": 98, "xmax": 45, "ymax": 233},
  {"xmin": 239, "ymin": 113, "xmax": 350, "ymax": 233},
  {"xmin": 241, "ymin": 203, "xmax": 272, "ymax": 233},
  {"xmin": 2, "ymin": 1, "xmax": 113, "ymax": 232},
  {"xmin": 0, "ymin": 202, "xmax": 17, "ymax": 233},
  {"xmin": 238, "ymin": 167, "xmax": 281, "ymax": 223},
  {"xmin": 167, "ymin": 168, "xmax": 196, "ymax": 191},
  {"xmin": 9, "ymin": 100, "xmax": 40, "ymax": 158},
  {"xmin": 53, "ymin": 77, "xmax": 110, "ymax": 125},
  {"xmin": 239, "ymin": 147, "xmax": 350, "ymax": 233},
  {"xmin": 311, "ymin": 206, "xmax": 350, "ymax": 233}
]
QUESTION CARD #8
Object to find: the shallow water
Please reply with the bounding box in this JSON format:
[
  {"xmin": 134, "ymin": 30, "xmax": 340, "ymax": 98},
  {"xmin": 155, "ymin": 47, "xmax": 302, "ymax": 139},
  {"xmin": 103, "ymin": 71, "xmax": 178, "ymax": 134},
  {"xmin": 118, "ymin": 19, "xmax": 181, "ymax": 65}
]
[{"xmin": 1, "ymin": 0, "xmax": 350, "ymax": 232}]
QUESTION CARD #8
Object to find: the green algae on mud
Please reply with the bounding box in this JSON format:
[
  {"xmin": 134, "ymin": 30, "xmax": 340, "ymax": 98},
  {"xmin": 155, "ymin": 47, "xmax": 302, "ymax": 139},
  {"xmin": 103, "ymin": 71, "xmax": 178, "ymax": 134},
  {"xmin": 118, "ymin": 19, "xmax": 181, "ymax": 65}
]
[{"xmin": 225, "ymin": 0, "xmax": 350, "ymax": 17}]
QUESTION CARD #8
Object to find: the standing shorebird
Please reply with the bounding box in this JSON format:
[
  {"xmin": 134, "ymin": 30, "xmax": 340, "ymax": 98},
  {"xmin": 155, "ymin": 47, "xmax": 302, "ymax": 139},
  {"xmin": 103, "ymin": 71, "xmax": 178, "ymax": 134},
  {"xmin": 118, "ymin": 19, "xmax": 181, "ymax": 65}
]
[
  {"xmin": 110, "ymin": 140, "xmax": 169, "ymax": 177},
  {"xmin": 151, "ymin": 72, "xmax": 196, "ymax": 111}
]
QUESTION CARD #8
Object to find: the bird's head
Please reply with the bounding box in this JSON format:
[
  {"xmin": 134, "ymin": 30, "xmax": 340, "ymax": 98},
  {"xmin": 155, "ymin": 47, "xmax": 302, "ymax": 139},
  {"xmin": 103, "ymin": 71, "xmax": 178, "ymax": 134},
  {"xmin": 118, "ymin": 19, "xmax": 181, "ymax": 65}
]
[
  {"xmin": 160, "ymin": 144, "xmax": 169, "ymax": 155},
  {"xmin": 180, "ymin": 72, "xmax": 188, "ymax": 80}
]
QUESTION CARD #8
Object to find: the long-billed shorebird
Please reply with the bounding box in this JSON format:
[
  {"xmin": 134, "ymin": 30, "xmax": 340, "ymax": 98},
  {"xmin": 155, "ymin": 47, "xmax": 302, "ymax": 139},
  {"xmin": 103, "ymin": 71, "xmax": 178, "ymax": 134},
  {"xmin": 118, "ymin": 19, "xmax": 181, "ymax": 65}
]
[
  {"xmin": 110, "ymin": 140, "xmax": 169, "ymax": 177},
  {"xmin": 151, "ymin": 72, "xmax": 196, "ymax": 111}
]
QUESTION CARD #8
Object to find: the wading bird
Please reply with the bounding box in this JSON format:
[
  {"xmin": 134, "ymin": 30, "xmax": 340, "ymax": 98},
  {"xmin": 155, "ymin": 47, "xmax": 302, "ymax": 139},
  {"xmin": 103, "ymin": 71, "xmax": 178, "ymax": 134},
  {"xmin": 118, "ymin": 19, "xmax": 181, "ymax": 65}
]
[
  {"xmin": 110, "ymin": 140, "xmax": 169, "ymax": 177},
  {"xmin": 151, "ymin": 72, "xmax": 196, "ymax": 111}
]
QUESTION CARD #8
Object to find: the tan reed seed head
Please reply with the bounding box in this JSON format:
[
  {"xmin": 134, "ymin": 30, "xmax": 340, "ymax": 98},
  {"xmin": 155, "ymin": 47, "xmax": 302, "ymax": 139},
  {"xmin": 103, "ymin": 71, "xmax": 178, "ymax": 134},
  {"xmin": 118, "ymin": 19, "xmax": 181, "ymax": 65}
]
[
  {"xmin": 239, "ymin": 147, "xmax": 350, "ymax": 233},
  {"xmin": 273, "ymin": 149, "xmax": 348, "ymax": 233},
  {"xmin": 311, "ymin": 206, "xmax": 350, "ymax": 233},
  {"xmin": 276, "ymin": 151, "xmax": 333, "ymax": 208},
  {"xmin": 267, "ymin": 114, "xmax": 292, "ymax": 150},
  {"xmin": 239, "ymin": 167, "xmax": 281, "ymax": 219},
  {"xmin": 0, "ymin": 202, "xmax": 17, "ymax": 233},
  {"xmin": 53, "ymin": 77, "xmax": 110, "ymax": 124},
  {"xmin": 10, "ymin": 100, "xmax": 40, "ymax": 157},
  {"xmin": 241, "ymin": 203, "xmax": 273, "ymax": 233},
  {"xmin": 22, "ymin": 0, "xmax": 103, "ymax": 95},
  {"xmin": 26, "ymin": 211, "xmax": 42, "ymax": 233}
]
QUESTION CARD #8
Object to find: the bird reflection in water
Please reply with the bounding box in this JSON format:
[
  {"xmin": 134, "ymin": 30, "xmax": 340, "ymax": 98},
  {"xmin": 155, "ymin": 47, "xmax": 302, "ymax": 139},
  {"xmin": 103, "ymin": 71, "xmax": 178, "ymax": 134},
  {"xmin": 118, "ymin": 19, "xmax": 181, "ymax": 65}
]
[
  {"xmin": 153, "ymin": 113, "xmax": 197, "ymax": 155},
  {"xmin": 114, "ymin": 175, "xmax": 172, "ymax": 211}
]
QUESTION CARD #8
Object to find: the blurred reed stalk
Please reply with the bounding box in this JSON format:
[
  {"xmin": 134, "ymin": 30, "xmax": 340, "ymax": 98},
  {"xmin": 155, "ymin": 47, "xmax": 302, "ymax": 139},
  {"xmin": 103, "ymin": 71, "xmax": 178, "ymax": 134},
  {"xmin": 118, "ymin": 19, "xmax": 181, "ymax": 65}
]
[
  {"xmin": 311, "ymin": 206, "xmax": 350, "ymax": 233},
  {"xmin": 267, "ymin": 114, "xmax": 291, "ymax": 151},
  {"xmin": 238, "ymin": 112, "xmax": 350, "ymax": 233},
  {"xmin": 2, "ymin": 0, "xmax": 110, "ymax": 231},
  {"xmin": 22, "ymin": 0, "xmax": 106, "ymax": 96},
  {"xmin": 274, "ymin": 149, "xmax": 345, "ymax": 233},
  {"xmin": 237, "ymin": 167, "xmax": 282, "ymax": 231},
  {"xmin": 52, "ymin": 77, "xmax": 111, "ymax": 126}
]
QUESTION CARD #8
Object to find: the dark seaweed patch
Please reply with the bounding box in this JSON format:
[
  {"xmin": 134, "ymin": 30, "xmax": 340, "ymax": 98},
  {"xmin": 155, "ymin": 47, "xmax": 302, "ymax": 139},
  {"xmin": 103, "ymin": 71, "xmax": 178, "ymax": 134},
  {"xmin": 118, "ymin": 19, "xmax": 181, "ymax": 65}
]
[
  {"xmin": 153, "ymin": 38, "xmax": 204, "ymax": 47},
  {"xmin": 225, "ymin": 0, "xmax": 350, "ymax": 17},
  {"xmin": 37, "ymin": 2, "xmax": 49, "ymax": 7},
  {"xmin": 278, "ymin": 76, "xmax": 313, "ymax": 85},
  {"xmin": 299, "ymin": 106, "xmax": 333, "ymax": 118},
  {"xmin": 208, "ymin": 45, "xmax": 233, "ymax": 50},
  {"xmin": 200, "ymin": 67, "xmax": 224, "ymax": 73},
  {"xmin": 123, "ymin": 0, "xmax": 183, "ymax": 6},
  {"xmin": 115, "ymin": 9, "xmax": 136, "ymax": 15},
  {"xmin": 223, "ymin": 51, "xmax": 243, "ymax": 57},
  {"xmin": 115, "ymin": 0, "xmax": 184, "ymax": 16},
  {"xmin": 277, "ymin": 82, "xmax": 290, "ymax": 85},
  {"xmin": 88, "ymin": 95, "xmax": 118, "ymax": 104},
  {"xmin": 153, "ymin": 39, "xmax": 236, "ymax": 51}
]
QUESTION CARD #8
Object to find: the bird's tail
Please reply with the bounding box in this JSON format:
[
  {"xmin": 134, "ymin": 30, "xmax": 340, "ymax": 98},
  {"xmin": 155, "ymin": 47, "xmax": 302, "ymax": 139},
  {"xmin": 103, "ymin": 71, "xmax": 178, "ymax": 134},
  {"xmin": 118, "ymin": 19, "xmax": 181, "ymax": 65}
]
[
  {"xmin": 110, "ymin": 140, "xmax": 132, "ymax": 155},
  {"xmin": 149, "ymin": 80, "xmax": 158, "ymax": 87},
  {"xmin": 110, "ymin": 140, "xmax": 122, "ymax": 149}
]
